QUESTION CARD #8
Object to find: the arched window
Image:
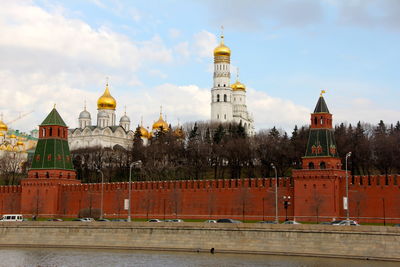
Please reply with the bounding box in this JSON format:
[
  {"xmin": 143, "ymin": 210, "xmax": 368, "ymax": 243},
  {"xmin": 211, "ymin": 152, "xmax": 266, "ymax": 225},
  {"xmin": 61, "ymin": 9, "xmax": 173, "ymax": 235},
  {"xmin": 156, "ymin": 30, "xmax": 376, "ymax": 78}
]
[
  {"xmin": 35, "ymin": 172, "xmax": 39, "ymax": 178},
  {"xmin": 223, "ymin": 84, "xmax": 226, "ymax": 87},
  {"xmin": 49, "ymin": 127, "xmax": 53, "ymax": 136},
  {"xmin": 320, "ymin": 162, "xmax": 326, "ymax": 169},
  {"xmin": 217, "ymin": 114, "xmax": 219, "ymax": 119},
  {"xmin": 217, "ymin": 94, "xmax": 220, "ymax": 102},
  {"xmin": 314, "ymin": 117, "xmax": 318, "ymax": 125},
  {"xmin": 308, "ymin": 162, "xmax": 315, "ymax": 169},
  {"xmin": 42, "ymin": 128, "xmax": 46, "ymax": 137},
  {"xmin": 320, "ymin": 116, "xmax": 323, "ymax": 125},
  {"xmin": 46, "ymin": 172, "xmax": 49, "ymax": 178},
  {"xmin": 224, "ymin": 94, "xmax": 227, "ymax": 102},
  {"xmin": 224, "ymin": 114, "xmax": 226, "ymax": 119}
]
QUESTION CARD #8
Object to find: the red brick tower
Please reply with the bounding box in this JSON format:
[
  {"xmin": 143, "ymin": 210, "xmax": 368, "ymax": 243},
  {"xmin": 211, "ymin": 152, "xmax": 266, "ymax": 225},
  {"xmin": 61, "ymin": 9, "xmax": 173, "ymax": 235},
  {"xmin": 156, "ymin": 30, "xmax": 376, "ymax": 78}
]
[
  {"xmin": 21, "ymin": 107, "xmax": 80, "ymax": 217},
  {"xmin": 292, "ymin": 92, "xmax": 346, "ymax": 221}
]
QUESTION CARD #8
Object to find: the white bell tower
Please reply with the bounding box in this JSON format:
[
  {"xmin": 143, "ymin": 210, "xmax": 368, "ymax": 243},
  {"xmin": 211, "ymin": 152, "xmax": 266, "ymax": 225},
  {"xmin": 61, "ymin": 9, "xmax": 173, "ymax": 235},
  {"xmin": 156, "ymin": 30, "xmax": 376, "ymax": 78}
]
[{"xmin": 211, "ymin": 27, "xmax": 233, "ymax": 122}]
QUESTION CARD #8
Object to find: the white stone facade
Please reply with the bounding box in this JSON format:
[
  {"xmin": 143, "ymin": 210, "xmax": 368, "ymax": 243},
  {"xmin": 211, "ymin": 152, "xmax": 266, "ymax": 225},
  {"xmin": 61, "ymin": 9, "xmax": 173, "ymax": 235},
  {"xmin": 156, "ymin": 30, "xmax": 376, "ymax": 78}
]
[{"xmin": 210, "ymin": 35, "xmax": 254, "ymax": 135}]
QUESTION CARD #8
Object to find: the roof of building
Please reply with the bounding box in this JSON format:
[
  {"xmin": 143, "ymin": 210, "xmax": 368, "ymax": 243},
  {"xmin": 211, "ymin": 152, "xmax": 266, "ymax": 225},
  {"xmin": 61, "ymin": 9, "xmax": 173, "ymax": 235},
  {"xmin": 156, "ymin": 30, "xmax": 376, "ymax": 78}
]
[
  {"xmin": 40, "ymin": 108, "xmax": 67, "ymax": 127},
  {"xmin": 313, "ymin": 96, "xmax": 330, "ymax": 113}
]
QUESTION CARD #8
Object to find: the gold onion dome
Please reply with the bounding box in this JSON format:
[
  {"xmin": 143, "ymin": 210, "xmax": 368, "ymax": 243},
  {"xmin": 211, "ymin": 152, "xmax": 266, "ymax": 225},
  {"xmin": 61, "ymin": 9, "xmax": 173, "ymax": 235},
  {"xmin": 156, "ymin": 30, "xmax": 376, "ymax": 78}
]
[
  {"xmin": 0, "ymin": 132, "xmax": 4, "ymax": 136},
  {"xmin": 214, "ymin": 35, "xmax": 231, "ymax": 57},
  {"xmin": 231, "ymin": 80, "xmax": 246, "ymax": 91},
  {"xmin": 0, "ymin": 119, "xmax": 7, "ymax": 132},
  {"xmin": 152, "ymin": 112, "xmax": 169, "ymax": 131},
  {"xmin": 10, "ymin": 134, "xmax": 16, "ymax": 139},
  {"xmin": 97, "ymin": 83, "xmax": 116, "ymax": 110}
]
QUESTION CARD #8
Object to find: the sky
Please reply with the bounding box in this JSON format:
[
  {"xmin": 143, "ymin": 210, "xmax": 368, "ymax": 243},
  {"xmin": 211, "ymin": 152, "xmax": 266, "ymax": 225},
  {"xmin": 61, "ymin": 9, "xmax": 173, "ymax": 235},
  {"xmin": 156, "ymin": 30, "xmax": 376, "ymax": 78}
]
[{"xmin": 0, "ymin": 0, "xmax": 399, "ymax": 134}]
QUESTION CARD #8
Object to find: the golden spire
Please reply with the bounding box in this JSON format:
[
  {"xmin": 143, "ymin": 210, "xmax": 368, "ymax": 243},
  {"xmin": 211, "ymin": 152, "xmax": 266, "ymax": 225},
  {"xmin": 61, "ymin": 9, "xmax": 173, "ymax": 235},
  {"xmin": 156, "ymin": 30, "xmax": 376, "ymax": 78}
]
[
  {"xmin": 231, "ymin": 67, "xmax": 246, "ymax": 91},
  {"xmin": 214, "ymin": 26, "xmax": 231, "ymax": 58},
  {"xmin": 320, "ymin": 90, "xmax": 326, "ymax": 97},
  {"xmin": 220, "ymin": 25, "xmax": 224, "ymax": 44},
  {"xmin": 84, "ymin": 100, "xmax": 87, "ymax": 111},
  {"xmin": 152, "ymin": 105, "xmax": 168, "ymax": 131},
  {"xmin": 53, "ymin": 103, "xmax": 56, "ymax": 109}
]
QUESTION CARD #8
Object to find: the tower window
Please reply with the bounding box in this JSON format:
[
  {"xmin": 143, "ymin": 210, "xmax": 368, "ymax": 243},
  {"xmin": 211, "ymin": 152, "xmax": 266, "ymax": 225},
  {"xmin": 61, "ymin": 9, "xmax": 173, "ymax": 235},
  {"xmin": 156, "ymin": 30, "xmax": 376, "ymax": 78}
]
[
  {"xmin": 217, "ymin": 94, "xmax": 220, "ymax": 102},
  {"xmin": 224, "ymin": 114, "xmax": 226, "ymax": 119},
  {"xmin": 224, "ymin": 84, "xmax": 226, "ymax": 87},
  {"xmin": 308, "ymin": 162, "xmax": 315, "ymax": 169},
  {"xmin": 49, "ymin": 127, "xmax": 53, "ymax": 136},
  {"xmin": 224, "ymin": 94, "xmax": 227, "ymax": 102},
  {"xmin": 218, "ymin": 84, "xmax": 220, "ymax": 87},
  {"xmin": 320, "ymin": 162, "xmax": 326, "ymax": 169},
  {"xmin": 217, "ymin": 114, "xmax": 219, "ymax": 119},
  {"xmin": 314, "ymin": 117, "xmax": 318, "ymax": 125}
]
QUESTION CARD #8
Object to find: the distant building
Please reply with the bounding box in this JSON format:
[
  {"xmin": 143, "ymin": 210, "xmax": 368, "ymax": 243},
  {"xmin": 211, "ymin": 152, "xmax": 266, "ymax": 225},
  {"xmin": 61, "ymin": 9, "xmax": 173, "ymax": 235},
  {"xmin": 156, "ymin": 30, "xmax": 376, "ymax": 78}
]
[{"xmin": 210, "ymin": 32, "xmax": 255, "ymax": 135}]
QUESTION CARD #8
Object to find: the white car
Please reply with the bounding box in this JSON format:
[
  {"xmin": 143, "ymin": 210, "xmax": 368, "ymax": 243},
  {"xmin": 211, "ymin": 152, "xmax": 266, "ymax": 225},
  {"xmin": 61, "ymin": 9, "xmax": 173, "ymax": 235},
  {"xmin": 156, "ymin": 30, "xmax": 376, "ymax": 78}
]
[
  {"xmin": 0, "ymin": 214, "xmax": 24, "ymax": 222},
  {"xmin": 81, "ymin": 217, "xmax": 95, "ymax": 222},
  {"xmin": 147, "ymin": 219, "xmax": 162, "ymax": 223},
  {"xmin": 205, "ymin": 220, "xmax": 217, "ymax": 223},
  {"xmin": 331, "ymin": 220, "xmax": 359, "ymax": 226}
]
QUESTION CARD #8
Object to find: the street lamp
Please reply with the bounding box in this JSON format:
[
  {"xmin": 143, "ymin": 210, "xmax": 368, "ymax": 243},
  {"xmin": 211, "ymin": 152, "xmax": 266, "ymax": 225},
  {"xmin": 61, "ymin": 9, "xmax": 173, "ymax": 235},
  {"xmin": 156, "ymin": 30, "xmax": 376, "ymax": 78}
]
[
  {"xmin": 283, "ymin": 196, "xmax": 291, "ymax": 221},
  {"xmin": 271, "ymin": 163, "xmax": 278, "ymax": 224},
  {"xmin": 128, "ymin": 160, "xmax": 142, "ymax": 222},
  {"xmin": 97, "ymin": 169, "xmax": 104, "ymax": 220},
  {"xmin": 345, "ymin": 152, "xmax": 352, "ymax": 223}
]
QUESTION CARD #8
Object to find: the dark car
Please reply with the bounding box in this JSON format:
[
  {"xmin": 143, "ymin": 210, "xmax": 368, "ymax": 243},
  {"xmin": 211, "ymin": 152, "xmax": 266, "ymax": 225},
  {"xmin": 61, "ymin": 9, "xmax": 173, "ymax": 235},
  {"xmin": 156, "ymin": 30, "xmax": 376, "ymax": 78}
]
[
  {"xmin": 47, "ymin": 218, "xmax": 63, "ymax": 221},
  {"xmin": 97, "ymin": 218, "xmax": 111, "ymax": 222},
  {"xmin": 257, "ymin": 221, "xmax": 277, "ymax": 224},
  {"xmin": 216, "ymin": 219, "xmax": 241, "ymax": 223},
  {"xmin": 72, "ymin": 218, "xmax": 83, "ymax": 221},
  {"xmin": 111, "ymin": 219, "xmax": 127, "ymax": 222}
]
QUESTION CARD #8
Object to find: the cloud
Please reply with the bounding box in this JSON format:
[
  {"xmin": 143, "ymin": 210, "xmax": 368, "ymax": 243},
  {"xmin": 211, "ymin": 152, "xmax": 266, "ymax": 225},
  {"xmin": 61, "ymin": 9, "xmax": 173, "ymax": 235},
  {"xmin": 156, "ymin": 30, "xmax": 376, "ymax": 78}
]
[
  {"xmin": 192, "ymin": 30, "xmax": 218, "ymax": 59},
  {"xmin": 334, "ymin": 0, "xmax": 400, "ymax": 31},
  {"xmin": 247, "ymin": 89, "xmax": 310, "ymax": 131},
  {"xmin": 199, "ymin": 0, "xmax": 325, "ymax": 30}
]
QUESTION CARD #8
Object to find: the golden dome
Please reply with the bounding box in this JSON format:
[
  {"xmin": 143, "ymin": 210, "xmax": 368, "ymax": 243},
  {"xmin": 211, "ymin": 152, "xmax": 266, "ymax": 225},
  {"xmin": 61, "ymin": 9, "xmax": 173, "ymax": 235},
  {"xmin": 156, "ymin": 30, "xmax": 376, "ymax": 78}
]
[
  {"xmin": 173, "ymin": 127, "xmax": 185, "ymax": 138},
  {"xmin": 0, "ymin": 119, "xmax": 7, "ymax": 132},
  {"xmin": 97, "ymin": 83, "xmax": 116, "ymax": 110},
  {"xmin": 139, "ymin": 126, "xmax": 149, "ymax": 138},
  {"xmin": 152, "ymin": 115, "xmax": 169, "ymax": 131},
  {"xmin": 231, "ymin": 80, "xmax": 246, "ymax": 91},
  {"xmin": 17, "ymin": 141, "xmax": 24, "ymax": 146},
  {"xmin": 0, "ymin": 132, "xmax": 4, "ymax": 137},
  {"xmin": 214, "ymin": 35, "xmax": 231, "ymax": 57},
  {"xmin": 10, "ymin": 134, "xmax": 16, "ymax": 139}
]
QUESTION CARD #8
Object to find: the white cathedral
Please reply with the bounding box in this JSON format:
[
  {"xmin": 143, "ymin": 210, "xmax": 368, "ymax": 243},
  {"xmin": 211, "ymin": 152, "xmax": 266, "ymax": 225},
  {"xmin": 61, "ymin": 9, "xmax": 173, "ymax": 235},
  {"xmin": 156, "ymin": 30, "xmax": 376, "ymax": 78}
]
[
  {"xmin": 211, "ymin": 33, "xmax": 254, "ymax": 135},
  {"xmin": 68, "ymin": 83, "xmax": 137, "ymax": 150}
]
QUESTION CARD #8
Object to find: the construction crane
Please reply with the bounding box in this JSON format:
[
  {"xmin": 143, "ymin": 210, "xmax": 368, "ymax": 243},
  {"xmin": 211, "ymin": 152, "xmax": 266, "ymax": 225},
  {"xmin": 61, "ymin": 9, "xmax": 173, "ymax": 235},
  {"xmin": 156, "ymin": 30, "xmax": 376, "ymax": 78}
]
[{"xmin": 6, "ymin": 110, "xmax": 34, "ymax": 125}]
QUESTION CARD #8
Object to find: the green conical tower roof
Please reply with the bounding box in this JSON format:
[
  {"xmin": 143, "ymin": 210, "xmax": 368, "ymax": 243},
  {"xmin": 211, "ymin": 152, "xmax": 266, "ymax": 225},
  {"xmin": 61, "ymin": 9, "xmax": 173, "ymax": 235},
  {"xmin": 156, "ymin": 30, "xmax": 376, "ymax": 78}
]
[
  {"xmin": 313, "ymin": 96, "xmax": 330, "ymax": 113},
  {"xmin": 40, "ymin": 107, "xmax": 67, "ymax": 126},
  {"xmin": 304, "ymin": 129, "xmax": 338, "ymax": 158},
  {"xmin": 30, "ymin": 108, "xmax": 74, "ymax": 171}
]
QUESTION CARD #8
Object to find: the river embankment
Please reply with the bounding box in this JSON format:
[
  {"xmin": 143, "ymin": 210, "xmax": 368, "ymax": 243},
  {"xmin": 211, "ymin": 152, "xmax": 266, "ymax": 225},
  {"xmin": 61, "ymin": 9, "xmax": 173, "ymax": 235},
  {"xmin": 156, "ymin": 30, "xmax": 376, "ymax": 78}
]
[{"xmin": 0, "ymin": 222, "xmax": 399, "ymax": 261}]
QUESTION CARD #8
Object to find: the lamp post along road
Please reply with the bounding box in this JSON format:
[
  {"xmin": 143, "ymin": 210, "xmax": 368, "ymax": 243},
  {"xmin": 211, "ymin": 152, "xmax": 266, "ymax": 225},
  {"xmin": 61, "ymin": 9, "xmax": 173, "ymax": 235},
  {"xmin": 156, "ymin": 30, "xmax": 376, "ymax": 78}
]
[
  {"xmin": 128, "ymin": 160, "xmax": 142, "ymax": 222},
  {"xmin": 345, "ymin": 152, "xmax": 352, "ymax": 223},
  {"xmin": 271, "ymin": 163, "xmax": 278, "ymax": 223},
  {"xmin": 97, "ymin": 169, "xmax": 104, "ymax": 220}
]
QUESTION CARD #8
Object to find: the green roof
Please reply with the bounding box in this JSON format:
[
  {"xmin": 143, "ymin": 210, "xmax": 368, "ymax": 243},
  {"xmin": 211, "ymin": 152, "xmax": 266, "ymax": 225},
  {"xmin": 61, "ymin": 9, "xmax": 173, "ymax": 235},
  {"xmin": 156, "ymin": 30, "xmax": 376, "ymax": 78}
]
[
  {"xmin": 30, "ymin": 138, "xmax": 74, "ymax": 170},
  {"xmin": 305, "ymin": 128, "xmax": 338, "ymax": 158},
  {"xmin": 40, "ymin": 108, "xmax": 67, "ymax": 127},
  {"xmin": 313, "ymin": 96, "xmax": 330, "ymax": 113}
]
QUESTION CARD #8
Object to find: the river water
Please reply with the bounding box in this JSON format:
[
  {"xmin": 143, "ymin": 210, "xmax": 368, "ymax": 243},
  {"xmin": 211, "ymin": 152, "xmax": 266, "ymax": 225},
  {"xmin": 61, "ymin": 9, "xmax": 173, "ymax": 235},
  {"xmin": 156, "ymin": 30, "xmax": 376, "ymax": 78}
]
[{"xmin": 0, "ymin": 248, "xmax": 398, "ymax": 267}]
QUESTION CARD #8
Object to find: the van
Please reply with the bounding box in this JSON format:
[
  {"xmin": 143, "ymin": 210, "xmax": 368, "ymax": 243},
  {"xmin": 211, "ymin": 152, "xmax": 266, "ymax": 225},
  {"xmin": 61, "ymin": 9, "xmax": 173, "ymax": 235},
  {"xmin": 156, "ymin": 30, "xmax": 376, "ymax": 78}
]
[{"xmin": 0, "ymin": 214, "xmax": 24, "ymax": 222}]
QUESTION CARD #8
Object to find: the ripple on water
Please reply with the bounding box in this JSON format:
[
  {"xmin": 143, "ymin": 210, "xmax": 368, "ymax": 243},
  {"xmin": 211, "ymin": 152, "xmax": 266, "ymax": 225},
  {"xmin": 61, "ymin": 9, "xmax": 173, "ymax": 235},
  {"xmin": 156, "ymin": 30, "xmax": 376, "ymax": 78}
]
[{"xmin": 0, "ymin": 248, "xmax": 399, "ymax": 267}]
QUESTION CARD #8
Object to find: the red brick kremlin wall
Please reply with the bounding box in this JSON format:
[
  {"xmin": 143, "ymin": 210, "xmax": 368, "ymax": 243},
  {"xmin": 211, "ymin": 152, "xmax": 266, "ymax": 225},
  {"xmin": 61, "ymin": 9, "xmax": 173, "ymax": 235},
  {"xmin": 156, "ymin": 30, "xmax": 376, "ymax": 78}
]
[{"xmin": 2, "ymin": 176, "xmax": 400, "ymax": 223}]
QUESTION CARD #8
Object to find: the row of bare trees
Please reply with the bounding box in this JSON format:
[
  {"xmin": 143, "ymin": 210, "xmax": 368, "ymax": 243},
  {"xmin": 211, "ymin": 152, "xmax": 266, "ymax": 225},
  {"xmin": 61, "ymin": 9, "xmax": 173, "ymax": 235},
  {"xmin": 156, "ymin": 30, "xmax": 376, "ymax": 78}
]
[{"xmin": 69, "ymin": 120, "xmax": 400, "ymax": 183}]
